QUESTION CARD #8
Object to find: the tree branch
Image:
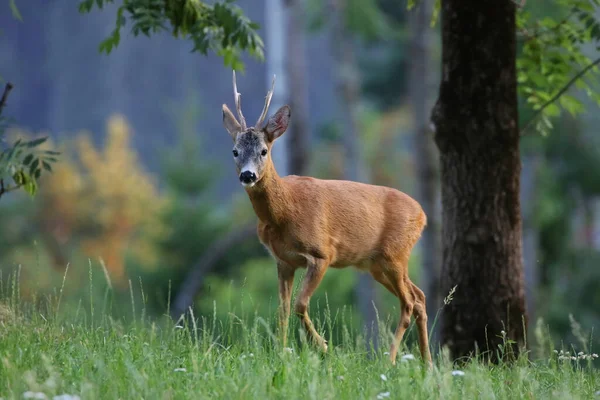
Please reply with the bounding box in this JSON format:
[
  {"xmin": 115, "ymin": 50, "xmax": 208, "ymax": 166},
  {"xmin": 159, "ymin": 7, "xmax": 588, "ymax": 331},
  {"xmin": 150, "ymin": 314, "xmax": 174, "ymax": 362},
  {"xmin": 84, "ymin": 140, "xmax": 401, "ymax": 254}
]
[
  {"xmin": 517, "ymin": 8, "xmax": 576, "ymax": 43},
  {"xmin": 0, "ymin": 82, "xmax": 14, "ymax": 117},
  {"xmin": 0, "ymin": 178, "xmax": 23, "ymax": 200},
  {"xmin": 520, "ymin": 57, "xmax": 600, "ymax": 136},
  {"xmin": 170, "ymin": 223, "xmax": 257, "ymax": 319}
]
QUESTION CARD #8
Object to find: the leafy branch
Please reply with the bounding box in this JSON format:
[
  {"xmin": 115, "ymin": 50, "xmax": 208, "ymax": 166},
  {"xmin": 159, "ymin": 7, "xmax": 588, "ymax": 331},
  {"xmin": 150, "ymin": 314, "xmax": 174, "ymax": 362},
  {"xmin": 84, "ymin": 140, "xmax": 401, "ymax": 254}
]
[
  {"xmin": 78, "ymin": 0, "xmax": 264, "ymax": 71},
  {"xmin": 521, "ymin": 56, "xmax": 600, "ymax": 135},
  {"xmin": 517, "ymin": 0, "xmax": 600, "ymax": 136},
  {"xmin": 0, "ymin": 83, "xmax": 59, "ymax": 201}
]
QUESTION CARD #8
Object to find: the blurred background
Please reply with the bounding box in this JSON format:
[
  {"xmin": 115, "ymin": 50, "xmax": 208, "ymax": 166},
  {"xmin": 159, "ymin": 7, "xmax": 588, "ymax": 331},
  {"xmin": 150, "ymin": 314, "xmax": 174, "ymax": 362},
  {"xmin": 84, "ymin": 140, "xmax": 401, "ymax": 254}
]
[{"xmin": 0, "ymin": 0, "xmax": 599, "ymax": 352}]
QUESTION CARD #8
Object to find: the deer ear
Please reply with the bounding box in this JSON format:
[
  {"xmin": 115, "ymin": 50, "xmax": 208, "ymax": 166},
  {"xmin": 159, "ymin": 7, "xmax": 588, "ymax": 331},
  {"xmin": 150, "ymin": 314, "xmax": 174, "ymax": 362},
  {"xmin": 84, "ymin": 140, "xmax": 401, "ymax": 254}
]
[
  {"xmin": 222, "ymin": 104, "xmax": 242, "ymax": 140},
  {"xmin": 264, "ymin": 105, "xmax": 291, "ymax": 142}
]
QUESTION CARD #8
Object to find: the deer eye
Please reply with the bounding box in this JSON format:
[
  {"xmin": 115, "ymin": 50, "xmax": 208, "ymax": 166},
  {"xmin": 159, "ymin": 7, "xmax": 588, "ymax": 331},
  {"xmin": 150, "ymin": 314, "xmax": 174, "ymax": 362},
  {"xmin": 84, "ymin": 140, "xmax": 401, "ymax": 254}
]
[
  {"xmin": 261, "ymin": 149, "xmax": 268, "ymax": 157},
  {"xmin": 232, "ymin": 149, "xmax": 239, "ymax": 157}
]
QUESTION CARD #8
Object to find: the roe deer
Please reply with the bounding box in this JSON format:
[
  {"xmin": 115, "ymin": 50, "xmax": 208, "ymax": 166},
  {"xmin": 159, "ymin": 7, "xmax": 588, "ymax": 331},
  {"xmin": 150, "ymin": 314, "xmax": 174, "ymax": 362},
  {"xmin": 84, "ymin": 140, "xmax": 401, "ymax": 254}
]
[{"xmin": 221, "ymin": 71, "xmax": 432, "ymax": 366}]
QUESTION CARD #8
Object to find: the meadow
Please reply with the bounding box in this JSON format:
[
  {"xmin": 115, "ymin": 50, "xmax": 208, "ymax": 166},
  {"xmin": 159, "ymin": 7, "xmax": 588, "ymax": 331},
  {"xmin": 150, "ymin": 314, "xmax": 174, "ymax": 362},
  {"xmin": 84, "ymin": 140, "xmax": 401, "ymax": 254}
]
[{"xmin": 0, "ymin": 269, "xmax": 598, "ymax": 400}]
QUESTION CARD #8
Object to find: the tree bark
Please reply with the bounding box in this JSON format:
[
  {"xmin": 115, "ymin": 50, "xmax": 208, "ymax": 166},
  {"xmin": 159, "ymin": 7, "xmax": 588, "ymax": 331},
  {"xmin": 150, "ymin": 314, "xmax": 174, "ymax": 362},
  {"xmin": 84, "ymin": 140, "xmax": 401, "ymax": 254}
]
[
  {"xmin": 431, "ymin": 0, "xmax": 527, "ymax": 361},
  {"xmin": 330, "ymin": 0, "xmax": 379, "ymax": 352},
  {"xmin": 285, "ymin": 0, "xmax": 310, "ymax": 176},
  {"xmin": 408, "ymin": 0, "xmax": 442, "ymax": 342}
]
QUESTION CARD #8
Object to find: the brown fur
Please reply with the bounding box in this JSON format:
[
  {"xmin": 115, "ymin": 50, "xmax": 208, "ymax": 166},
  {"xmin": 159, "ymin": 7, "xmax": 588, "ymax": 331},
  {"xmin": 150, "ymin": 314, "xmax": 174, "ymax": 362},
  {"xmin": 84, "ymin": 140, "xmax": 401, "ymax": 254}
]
[{"xmin": 222, "ymin": 73, "xmax": 432, "ymax": 366}]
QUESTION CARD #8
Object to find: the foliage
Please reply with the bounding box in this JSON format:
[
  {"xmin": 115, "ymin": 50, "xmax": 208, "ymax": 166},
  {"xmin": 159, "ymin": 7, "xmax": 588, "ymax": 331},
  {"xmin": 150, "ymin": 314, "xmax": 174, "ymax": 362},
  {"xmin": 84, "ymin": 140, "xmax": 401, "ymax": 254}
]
[
  {"xmin": 358, "ymin": 0, "xmax": 411, "ymax": 111},
  {"xmin": 0, "ymin": 84, "xmax": 59, "ymax": 201},
  {"xmin": 517, "ymin": 0, "xmax": 600, "ymax": 135},
  {"xmin": 126, "ymin": 98, "xmax": 232, "ymax": 313},
  {"xmin": 525, "ymin": 116, "xmax": 600, "ymax": 353},
  {"xmin": 8, "ymin": 0, "xmax": 22, "ymax": 21},
  {"xmin": 78, "ymin": 0, "xmax": 264, "ymax": 71},
  {"xmin": 306, "ymin": 0, "xmax": 395, "ymax": 41},
  {"xmin": 2, "ymin": 115, "xmax": 168, "ymax": 287}
]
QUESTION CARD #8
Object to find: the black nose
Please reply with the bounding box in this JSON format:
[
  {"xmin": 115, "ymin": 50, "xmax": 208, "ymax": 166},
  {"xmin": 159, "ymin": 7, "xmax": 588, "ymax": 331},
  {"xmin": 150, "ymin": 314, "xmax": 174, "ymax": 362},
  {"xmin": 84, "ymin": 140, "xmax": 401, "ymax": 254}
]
[{"xmin": 239, "ymin": 171, "xmax": 257, "ymax": 184}]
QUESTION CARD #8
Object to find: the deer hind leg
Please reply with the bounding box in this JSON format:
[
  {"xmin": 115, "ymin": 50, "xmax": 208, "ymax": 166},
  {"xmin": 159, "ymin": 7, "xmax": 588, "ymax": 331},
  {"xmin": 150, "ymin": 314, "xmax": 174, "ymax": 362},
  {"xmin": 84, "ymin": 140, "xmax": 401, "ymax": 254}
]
[
  {"xmin": 294, "ymin": 257, "xmax": 329, "ymax": 351},
  {"xmin": 379, "ymin": 260, "xmax": 415, "ymax": 365},
  {"xmin": 410, "ymin": 282, "xmax": 433, "ymax": 367}
]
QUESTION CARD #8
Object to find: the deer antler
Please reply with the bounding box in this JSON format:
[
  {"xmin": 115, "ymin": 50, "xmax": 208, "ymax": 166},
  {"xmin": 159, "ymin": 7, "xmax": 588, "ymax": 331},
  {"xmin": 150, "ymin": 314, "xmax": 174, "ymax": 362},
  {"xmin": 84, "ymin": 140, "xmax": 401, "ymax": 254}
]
[
  {"xmin": 232, "ymin": 71, "xmax": 247, "ymax": 131},
  {"xmin": 256, "ymin": 75, "xmax": 276, "ymax": 129}
]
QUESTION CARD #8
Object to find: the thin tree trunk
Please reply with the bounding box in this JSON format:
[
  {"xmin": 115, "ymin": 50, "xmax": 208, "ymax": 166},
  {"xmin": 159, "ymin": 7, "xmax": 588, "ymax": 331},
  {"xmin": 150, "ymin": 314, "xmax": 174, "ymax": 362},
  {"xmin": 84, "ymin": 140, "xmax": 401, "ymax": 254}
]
[
  {"xmin": 582, "ymin": 196, "xmax": 595, "ymax": 248},
  {"xmin": 265, "ymin": 0, "xmax": 290, "ymax": 177},
  {"xmin": 520, "ymin": 155, "xmax": 539, "ymax": 336},
  {"xmin": 285, "ymin": 0, "xmax": 310, "ymax": 176},
  {"xmin": 330, "ymin": 0, "xmax": 379, "ymax": 352},
  {"xmin": 408, "ymin": 0, "xmax": 442, "ymax": 343},
  {"xmin": 431, "ymin": 0, "xmax": 527, "ymax": 362}
]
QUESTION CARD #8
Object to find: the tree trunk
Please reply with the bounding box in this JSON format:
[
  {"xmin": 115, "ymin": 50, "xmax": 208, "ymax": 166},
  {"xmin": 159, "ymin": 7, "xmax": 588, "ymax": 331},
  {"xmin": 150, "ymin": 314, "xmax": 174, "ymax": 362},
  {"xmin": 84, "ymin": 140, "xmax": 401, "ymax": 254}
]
[
  {"xmin": 408, "ymin": 0, "xmax": 442, "ymax": 342},
  {"xmin": 431, "ymin": 0, "xmax": 527, "ymax": 361},
  {"xmin": 265, "ymin": 0, "xmax": 289, "ymax": 177},
  {"xmin": 330, "ymin": 0, "xmax": 379, "ymax": 352},
  {"xmin": 285, "ymin": 0, "xmax": 310, "ymax": 176},
  {"xmin": 520, "ymin": 155, "xmax": 539, "ymax": 336}
]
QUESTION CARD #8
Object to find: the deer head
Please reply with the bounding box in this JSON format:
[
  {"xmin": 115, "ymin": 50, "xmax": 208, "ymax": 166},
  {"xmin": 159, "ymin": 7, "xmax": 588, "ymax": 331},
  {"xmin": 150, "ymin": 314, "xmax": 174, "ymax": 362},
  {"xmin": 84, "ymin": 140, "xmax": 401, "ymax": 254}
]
[{"xmin": 222, "ymin": 71, "xmax": 291, "ymax": 188}]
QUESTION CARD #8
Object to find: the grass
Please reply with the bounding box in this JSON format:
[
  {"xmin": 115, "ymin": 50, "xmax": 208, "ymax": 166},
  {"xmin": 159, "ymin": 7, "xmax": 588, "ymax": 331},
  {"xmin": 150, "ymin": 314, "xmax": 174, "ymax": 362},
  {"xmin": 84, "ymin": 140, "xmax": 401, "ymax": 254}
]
[{"xmin": 0, "ymin": 269, "xmax": 599, "ymax": 399}]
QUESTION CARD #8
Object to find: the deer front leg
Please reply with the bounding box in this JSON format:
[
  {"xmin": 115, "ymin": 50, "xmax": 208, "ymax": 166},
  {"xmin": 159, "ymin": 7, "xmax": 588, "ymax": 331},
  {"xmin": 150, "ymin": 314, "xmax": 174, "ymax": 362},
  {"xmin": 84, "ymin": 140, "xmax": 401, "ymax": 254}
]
[
  {"xmin": 277, "ymin": 263, "xmax": 295, "ymax": 348},
  {"xmin": 294, "ymin": 257, "xmax": 329, "ymax": 352}
]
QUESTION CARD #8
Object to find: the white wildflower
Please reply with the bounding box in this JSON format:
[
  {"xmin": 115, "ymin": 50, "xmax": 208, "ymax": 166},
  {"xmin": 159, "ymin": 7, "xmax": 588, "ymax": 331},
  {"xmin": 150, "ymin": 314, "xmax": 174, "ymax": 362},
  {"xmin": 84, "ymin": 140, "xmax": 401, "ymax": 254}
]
[
  {"xmin": 380, "ymin": 374, "xmax": 387, "ymax": 381},
  {"xmin": 174, "ymin": 368, "xmax": 187, "ymax": 372},
  {"xmin": 401, "ymin": 354, "xmax": 415, "ymax": 362},
  {"xmin": 53, "ymin": 395, "xmax": 81, "ymax": 400},
  {"xmin": 593, "ymin": 353, "xmax": 598, "ymax": 359},
  {"xmin": 337, "ymin": 375, "xmax": 344, "ymax": 381},
  {"xmin": 376, "ymin": 392, "xmax": 391, "ymax": 399},
  {"xmin": 23, "ymin": 392, "xmax": 47, "ymax": 400},
  {"xmin": 451, "ymin": 370, "xmax": 465, "ymax": 377},
  {"xmin": 284, "ymin": 347, "xmax": 294, "ymax": 354}
]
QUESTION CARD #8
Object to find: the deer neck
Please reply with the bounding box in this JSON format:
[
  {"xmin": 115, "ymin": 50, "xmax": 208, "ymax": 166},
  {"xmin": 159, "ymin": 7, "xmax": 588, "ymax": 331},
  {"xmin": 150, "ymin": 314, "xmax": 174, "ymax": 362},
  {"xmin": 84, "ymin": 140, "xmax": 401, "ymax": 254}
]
[{"xmin": 246, "ymin": 163, "xmax": 291, "ymax": 225}]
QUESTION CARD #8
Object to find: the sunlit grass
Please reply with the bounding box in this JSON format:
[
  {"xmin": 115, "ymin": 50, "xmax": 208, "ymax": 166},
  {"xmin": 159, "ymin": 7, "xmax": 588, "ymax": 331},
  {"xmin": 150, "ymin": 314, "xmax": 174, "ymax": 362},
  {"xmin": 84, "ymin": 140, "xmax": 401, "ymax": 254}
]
[{"xmin": 0, "ymin": 267, "xmax": 598, "ymax": 399}]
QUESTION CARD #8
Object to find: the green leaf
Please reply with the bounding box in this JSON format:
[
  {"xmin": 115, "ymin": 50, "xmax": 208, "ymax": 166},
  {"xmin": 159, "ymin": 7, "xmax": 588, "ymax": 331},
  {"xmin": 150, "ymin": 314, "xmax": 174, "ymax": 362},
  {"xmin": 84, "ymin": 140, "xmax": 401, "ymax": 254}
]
[
  {"xmin": 545, "ymin": 102, "xmax": 561, "ymax": 117},
  {"xmin": 25, "ymin": 137, "xmax": 48, "ymax": 148},
  {"xmin": 559, "ymin": 94, "xmax": 584, "ymax": 116},
  {"xmin": 24, "ymin": 176, "xmax": 37, "ymax": 196},
  {"xmin": 29, "ymin": 159, "xmax": 39, "ymax": 176},
  {"xmin": 9, "ymin": 0, "xmax": 23, "ymax": 22},
  {"xmin": 23, "ymin": 154, "xmax": 34, "ymax": 166},
  {"xmin": 430, "ymin": 0, "xmax": 441, "ymax": 28}
]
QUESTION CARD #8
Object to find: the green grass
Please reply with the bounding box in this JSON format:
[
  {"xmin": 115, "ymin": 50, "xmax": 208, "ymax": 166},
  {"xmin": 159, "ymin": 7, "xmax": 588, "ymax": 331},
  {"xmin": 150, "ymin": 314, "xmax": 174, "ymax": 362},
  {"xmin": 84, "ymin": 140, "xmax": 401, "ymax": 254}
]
[
  {"xmin": 0, "ymin": 265, "xmax": 599, "ymax": 399},
  {"xmin": 0, "ymin": 298, "xmax": 599, "ymax": 400}
]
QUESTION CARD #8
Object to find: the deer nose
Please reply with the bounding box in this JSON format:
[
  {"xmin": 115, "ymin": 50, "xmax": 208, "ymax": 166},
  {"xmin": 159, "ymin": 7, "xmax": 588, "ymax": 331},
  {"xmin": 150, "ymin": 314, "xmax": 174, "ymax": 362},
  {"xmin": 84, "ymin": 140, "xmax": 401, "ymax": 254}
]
[{"xmin": 239, "ymin": 171, "xmax": 257, "ymax": 184}]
